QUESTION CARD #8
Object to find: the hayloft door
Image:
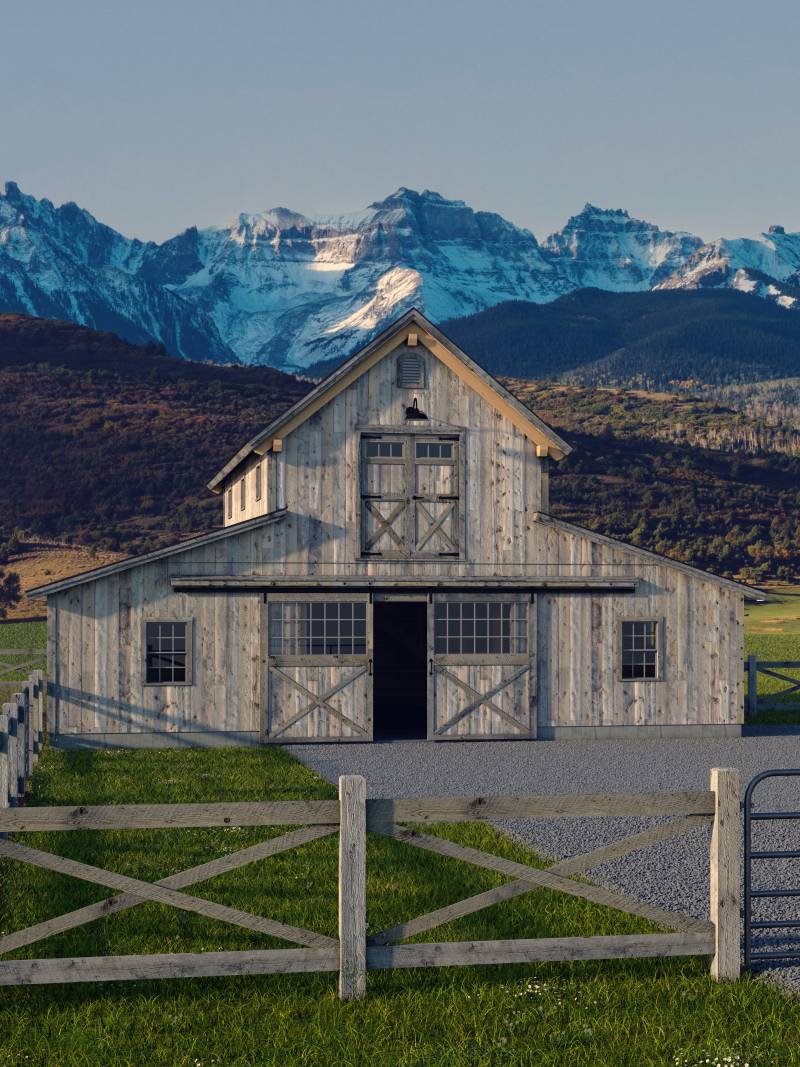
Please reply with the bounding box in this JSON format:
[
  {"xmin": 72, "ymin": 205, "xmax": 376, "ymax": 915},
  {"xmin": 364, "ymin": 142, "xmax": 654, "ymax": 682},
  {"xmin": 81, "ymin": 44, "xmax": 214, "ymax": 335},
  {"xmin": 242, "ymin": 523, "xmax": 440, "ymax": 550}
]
[
  {"xmin": 430, "ymin": 595, "xmax": 533, "ymax": 739},
  {"xmin": 264, "ymin": 595, "xmax": 373, "ymax": 741}
]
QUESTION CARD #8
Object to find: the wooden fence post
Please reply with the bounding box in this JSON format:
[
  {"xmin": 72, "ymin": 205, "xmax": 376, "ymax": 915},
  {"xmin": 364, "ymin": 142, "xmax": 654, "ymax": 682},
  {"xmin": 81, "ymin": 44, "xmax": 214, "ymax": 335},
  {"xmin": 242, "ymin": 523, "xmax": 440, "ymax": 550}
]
[
  {"xmin": 22, "ymin": 684, "xmax": 33, "ymax": 779},
  {"xmin": 13, "ymin": 693, "xmax": 27, "ymax": 798},
  {"xmin": 4, "ymin": 703, "xmax": 18, "ymax": 806},
  {"xmin": 0, "ymin": 711, "xmax": 8, "ymax": 811},
  {"xmin": 32, "ymin": 669, "xmax": 44, "ymax": 758},
  {"xmin": 747, "ymin": 655, "xmax": 757, "ymax": 718},
  {"xmin": 338, "ymin": 775, "xmax": 367, "ymax": 1001},
  {"xmin": 710, "ymin": 767, "xmax": 741, "ymax": 980}
]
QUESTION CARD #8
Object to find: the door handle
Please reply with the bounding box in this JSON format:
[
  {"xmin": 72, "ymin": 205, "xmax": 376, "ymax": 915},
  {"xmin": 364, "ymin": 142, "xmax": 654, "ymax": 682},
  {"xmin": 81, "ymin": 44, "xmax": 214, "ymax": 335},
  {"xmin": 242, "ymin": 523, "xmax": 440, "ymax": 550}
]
[
  {"xmin": 429, "ymin": 658, "xmax": 433, "ymax": 676},
  {"xmin": 368, "ymin": 657, "xmax": 373, "ymax": 677}
]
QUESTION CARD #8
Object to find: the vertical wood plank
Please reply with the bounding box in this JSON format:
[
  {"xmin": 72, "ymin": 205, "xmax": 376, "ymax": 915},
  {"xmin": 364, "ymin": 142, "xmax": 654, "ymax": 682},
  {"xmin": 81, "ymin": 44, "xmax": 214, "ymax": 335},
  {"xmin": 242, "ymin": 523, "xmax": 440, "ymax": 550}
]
[
  {"xmin": 710, "ymin": 767, "xmax": 741, "ymax": 980},
  {"xmin": 0, "ymin": 711, "xmax": 8, "ymax": 809},
  {"xmin": 338, "ymin": 774, "xmax": 367, "ymax": 1001},
  {"xmin": 13, "ymin": 695, "xmax": 26, "ymax": 798},
  {"xmin": 4, "ymin": 704, "xmax": 18, "ymax": 805}
]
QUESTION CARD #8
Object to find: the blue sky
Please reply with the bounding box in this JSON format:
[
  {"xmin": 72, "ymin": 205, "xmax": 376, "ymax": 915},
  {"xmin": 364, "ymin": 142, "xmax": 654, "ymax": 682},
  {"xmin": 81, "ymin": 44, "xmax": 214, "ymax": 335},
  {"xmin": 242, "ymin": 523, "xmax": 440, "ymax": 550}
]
[{"xmin": 3, "ymin": 0, "xmax": 798, "ymax": 243}]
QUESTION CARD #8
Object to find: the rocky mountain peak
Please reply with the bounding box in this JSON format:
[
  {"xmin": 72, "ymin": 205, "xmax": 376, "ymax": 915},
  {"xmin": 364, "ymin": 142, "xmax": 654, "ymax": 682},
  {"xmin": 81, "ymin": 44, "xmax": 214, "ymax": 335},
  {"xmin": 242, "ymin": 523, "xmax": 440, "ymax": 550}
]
[{"xmin": 1, "ymin": 181, "xmax": 799, "ymax": 370}]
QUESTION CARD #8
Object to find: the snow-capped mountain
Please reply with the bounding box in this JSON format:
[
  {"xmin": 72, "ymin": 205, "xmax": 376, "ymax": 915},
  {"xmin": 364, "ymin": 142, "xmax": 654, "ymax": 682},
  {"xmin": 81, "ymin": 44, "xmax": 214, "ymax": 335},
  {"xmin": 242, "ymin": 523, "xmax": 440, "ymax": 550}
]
[
  {"xmin": 137, "ymin": 188, "xmax": 567, "ymax": 368},
  {"xmin": 655, "ymin": 226, "xmax": 800, "ymax": 309},
  {"xmin": 1, "ymin": 180, "xmax": 799, "ymax": 369},
  {"xmin": 0, "ymin": 182, "xmax": 233, "ymax": 362},
  {"xmin": 541, "ymin": 203, "xmax": 703, "ymax": 291}
]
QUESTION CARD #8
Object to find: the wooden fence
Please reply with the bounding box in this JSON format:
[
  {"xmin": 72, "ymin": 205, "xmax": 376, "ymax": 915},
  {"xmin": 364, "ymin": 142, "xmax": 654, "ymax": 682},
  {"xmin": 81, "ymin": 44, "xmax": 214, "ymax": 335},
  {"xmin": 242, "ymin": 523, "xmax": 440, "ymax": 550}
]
[
  {"xmin": 1, "ymin": 670, "xmax": 45, "ymax": 809},
  {"xmin": 0, "ymin": 768, "xmax": 740, "ymax": 996},
  {"xmin": 746, "ymin": 655, "xmax": 800, "ymax": 716},
  {"xmin": 0, "ymin": 648, "xmax": 46, "ymax": 701}
]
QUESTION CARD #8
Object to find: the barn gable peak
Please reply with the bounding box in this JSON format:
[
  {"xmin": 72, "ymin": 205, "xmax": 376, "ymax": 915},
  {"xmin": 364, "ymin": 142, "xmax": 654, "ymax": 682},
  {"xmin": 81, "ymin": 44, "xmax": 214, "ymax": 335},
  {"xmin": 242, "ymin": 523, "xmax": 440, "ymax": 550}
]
[{"xmin": 207, "ymin": 309, "xmax": 571, "ymax": 493}]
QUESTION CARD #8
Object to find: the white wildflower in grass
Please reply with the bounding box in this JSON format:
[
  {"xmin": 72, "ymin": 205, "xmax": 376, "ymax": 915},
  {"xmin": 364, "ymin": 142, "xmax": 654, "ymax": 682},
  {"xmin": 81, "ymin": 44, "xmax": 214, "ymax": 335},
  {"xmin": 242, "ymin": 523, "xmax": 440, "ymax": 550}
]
[{"xmin": 674, "ymin": 1054, "xmax": 762, "ymax": 1067}]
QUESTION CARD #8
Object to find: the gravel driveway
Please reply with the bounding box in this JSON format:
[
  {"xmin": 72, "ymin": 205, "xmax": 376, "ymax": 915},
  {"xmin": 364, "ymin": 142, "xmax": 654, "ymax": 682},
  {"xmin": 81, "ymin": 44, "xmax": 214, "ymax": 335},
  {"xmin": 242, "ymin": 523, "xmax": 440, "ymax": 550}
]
[{"xmin": 285, "ymin": 733, "xmax": 800, "ymax": 991}]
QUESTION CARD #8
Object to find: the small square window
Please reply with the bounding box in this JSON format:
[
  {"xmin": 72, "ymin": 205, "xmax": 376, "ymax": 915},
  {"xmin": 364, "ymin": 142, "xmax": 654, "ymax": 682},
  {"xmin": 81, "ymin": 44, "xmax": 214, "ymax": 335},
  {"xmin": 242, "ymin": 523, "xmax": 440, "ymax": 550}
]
[
  {"xmin": 620, "ymin": 621, "xmax": 659, "ymax": 680},
  {"xmin": 145, "ymin": 621, "xmax": 191, "ymax": 684}
]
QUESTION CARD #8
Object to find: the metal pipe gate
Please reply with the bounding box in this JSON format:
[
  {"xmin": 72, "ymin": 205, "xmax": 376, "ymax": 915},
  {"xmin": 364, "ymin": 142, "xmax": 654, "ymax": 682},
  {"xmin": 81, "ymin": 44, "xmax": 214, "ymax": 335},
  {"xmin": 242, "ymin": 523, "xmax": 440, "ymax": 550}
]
[{"xmin": 744, "ymin": 769, "xmax": 800, "ymax": 968}]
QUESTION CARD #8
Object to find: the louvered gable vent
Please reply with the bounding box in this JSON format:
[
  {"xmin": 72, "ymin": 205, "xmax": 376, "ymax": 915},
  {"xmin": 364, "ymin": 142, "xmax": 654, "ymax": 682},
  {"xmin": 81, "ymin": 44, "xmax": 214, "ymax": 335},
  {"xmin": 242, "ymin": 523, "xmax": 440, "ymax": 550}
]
[{"xmin": 397, "ymin": 351, "xmax": 425, "ymax": 388}]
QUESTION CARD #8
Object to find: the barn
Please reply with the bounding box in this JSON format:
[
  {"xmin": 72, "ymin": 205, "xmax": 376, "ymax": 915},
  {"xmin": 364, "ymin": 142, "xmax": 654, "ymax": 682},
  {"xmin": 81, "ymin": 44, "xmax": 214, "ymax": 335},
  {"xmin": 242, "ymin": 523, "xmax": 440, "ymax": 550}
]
[{"xmin": 30, "ymin": 309, "xmax": 756, "ymax": 746}]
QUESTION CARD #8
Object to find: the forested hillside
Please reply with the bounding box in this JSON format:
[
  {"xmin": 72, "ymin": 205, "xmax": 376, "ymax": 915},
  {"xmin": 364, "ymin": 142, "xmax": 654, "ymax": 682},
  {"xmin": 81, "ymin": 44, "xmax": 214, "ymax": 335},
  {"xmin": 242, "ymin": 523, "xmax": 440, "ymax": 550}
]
[
  {"xmin": 2, "ymin": 315, "xmax": 799, "ymax": 582},
  {"xmin": 0, "ymin": 316, "xmax": 310, "ymax": 555},
  {"xmin": 443, "ymin": 289, "xmax": 800, "ymax": 387}
]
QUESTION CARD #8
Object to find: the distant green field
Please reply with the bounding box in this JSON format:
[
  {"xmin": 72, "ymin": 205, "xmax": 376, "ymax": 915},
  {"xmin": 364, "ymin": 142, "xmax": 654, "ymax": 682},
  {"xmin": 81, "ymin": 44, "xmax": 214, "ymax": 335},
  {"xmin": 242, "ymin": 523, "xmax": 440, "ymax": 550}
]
[
  {"xmin": 744, "ymin": 586, "xmax": 800, "ymax": 723},
  {"xmin": 0, "ymin": 620, "xmax": 46, "ymax": 695},
  {"xmin": 0, "ymin": 619, "xmax": 46, "ymax": 649}
]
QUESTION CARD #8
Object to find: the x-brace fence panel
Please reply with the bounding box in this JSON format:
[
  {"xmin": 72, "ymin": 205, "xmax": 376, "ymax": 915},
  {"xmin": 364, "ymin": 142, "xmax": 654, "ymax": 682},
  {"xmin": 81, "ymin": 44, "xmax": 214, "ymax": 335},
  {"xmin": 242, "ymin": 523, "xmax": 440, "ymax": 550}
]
[
  {"xmin": 0, "ymin": 773, "xmax": 740, "ymax": 994},
  {"xmin": 0, "ymin": 800, "xmax": 342, "ymax": 987}
]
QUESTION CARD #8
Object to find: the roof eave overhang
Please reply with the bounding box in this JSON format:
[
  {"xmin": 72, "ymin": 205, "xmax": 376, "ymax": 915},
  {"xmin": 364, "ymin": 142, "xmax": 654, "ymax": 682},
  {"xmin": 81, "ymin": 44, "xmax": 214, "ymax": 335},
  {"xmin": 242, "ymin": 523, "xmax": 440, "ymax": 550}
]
[
  {"xmin": 170, "ymin": 576, "xmax": 638, "ymax": 593},
  {"xmin": 207, "ymin": 309, "xmax": 571, "ymax": 493},
  {"xmin": 28, "ymin": 510, "xmax": 288, "ymax": 598},
  {"xmin": 532, "ymin": 513, "xmax": 764, "ymax": 601}
]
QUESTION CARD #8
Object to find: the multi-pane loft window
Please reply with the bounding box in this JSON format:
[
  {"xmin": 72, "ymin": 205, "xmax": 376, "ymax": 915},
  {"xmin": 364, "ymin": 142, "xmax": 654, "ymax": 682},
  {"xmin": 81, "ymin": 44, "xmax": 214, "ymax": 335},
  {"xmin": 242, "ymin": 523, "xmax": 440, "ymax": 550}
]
[
  {"xmin": 255, "ymin": 462, "xmax": 262, "ymax": 501},
  {"xmin": 268, "ymin": 601, "xmax": 367, "ymax": 658},
  {"xmin": 365, "ymin": 440, "xmax": 403, "ymax": 459},
  {"xmin": 416, "ymin": 441, "xmax": 452, "ymax": 459},
  {"xmin": 620, "ymin": 621, "xmax": 659, "ymax": 679},
  {"xmin": 434, "ymin": 601, "xmax": 527, "ymax": 656},
  {"xmin": 240, "ymin": 476, "xmax": 246, "ymax": 511},
  {"xmin": 145, "ymin": 621, "xmax": 190, "ymax": 684},
  {"xmin": 361, "ymin": 433, "xmax": 461, "ymax": 557},
  {"xmin": 226, "ymin": 488, "xmax": 233, "ymax": 520}
]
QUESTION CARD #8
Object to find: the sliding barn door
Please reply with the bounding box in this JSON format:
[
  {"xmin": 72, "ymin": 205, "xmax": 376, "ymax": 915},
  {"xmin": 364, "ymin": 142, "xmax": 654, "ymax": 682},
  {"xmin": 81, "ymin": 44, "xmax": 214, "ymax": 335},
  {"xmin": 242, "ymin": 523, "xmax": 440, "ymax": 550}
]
[
  {"xmin": 430, "ymin": 595, "xmax": 533, "ymax": 739},
  {"xmin": 264, "ymin": 596, "xmax": 372, "ymax": 741}
]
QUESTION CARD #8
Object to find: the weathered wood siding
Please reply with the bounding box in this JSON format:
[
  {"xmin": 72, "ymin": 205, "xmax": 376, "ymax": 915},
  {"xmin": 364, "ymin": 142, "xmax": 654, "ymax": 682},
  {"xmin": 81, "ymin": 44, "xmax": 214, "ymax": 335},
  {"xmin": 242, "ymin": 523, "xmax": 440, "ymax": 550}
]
[
  {"xmin": 432, "ymin": 664, "xmax": 532, "ymax": 738},
  {"xmin": 267, "ymin": 665, "xmax": 371, "ymax": 741},
  {"xmin": 49, "ymin": 527, "xmax": 269, "ymax": 736},
  {"xmin": 221, "ymin": 340, "xmax": 547, "ymax": 569},
  {"xmin": 46, "ymin": 339, "xmax": 745, "ymax": 738},
  {"xmin": 532, "ymin": 524, "xmax": 744, "ymax": 729}
]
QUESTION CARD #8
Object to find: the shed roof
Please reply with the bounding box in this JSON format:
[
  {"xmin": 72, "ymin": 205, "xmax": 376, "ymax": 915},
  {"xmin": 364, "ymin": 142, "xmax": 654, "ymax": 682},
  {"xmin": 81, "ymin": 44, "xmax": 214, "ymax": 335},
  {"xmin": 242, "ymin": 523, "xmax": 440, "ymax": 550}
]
[
  {"xmin": 206, "ymin": 308, "xmax": 572, "ymax": 493},
  {"xmin": 27, "ymin": 509, "xmax": 287, "ymax": 598},
  {"xmin": 533, "ymin": 513, "xmax": 764, "ymax": 601}
]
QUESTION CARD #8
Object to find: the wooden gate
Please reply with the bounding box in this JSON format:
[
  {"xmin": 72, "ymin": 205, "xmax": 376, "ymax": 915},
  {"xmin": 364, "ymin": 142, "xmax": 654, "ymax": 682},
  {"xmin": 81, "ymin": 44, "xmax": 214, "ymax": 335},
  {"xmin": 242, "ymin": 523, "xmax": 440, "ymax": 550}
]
[
  {"xmin": 430, "ymin": 595, "xmax": 533, "ymax": 739},
  {"xmin": 264, "ymin": 596, "xmax": 372, "ymax": 742}
]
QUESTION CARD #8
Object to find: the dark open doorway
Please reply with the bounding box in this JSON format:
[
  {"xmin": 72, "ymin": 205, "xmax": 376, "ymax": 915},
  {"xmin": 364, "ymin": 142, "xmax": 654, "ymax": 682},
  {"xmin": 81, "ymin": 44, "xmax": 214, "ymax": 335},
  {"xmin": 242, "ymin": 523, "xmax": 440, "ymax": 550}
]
[{"xmin": 372, "ymin": 601, "xmax": 428, "ymax": 740}]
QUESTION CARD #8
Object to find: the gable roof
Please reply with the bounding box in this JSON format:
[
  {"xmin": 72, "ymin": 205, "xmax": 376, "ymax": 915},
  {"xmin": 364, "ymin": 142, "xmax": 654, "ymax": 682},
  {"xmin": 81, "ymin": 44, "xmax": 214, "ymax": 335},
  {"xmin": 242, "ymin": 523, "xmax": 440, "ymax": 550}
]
[
  {"xmin": 207, "ymin": 309, "xmax": 572, "ymax": 493},
  {"xmin": 27, "ymin": 509, "xmax": 287, "ymax": 598},
  {"xmin": 533, "ymin": 513, "xmax": 763, "ymax": 601}
]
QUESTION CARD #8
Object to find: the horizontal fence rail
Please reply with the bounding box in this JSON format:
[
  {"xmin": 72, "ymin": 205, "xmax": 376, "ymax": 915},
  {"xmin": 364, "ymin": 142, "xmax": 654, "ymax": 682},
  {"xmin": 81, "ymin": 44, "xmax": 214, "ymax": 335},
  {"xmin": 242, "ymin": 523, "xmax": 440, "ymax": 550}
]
[
  {"xmin": 0, "ymin": 650, "xmax": 46, "ymax": 693},
  {"xmin": 0, "ymin": 770, "xmax": 741, "ymax": 996},
  {"xmin": 746, "ymin": 656, "xmax": 800, "ymax": 716}
]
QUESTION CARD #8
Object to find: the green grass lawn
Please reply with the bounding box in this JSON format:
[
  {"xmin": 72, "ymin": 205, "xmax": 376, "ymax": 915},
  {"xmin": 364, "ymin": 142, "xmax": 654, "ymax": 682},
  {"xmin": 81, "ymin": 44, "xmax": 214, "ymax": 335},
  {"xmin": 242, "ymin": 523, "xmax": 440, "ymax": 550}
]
[
  {"xmin": 1, "ymin": 746, "xmax": 799, "ymax": 1067},
  {"xmin": 744, "ymin": 585, "xmax": 800, "ymax": 723}
]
